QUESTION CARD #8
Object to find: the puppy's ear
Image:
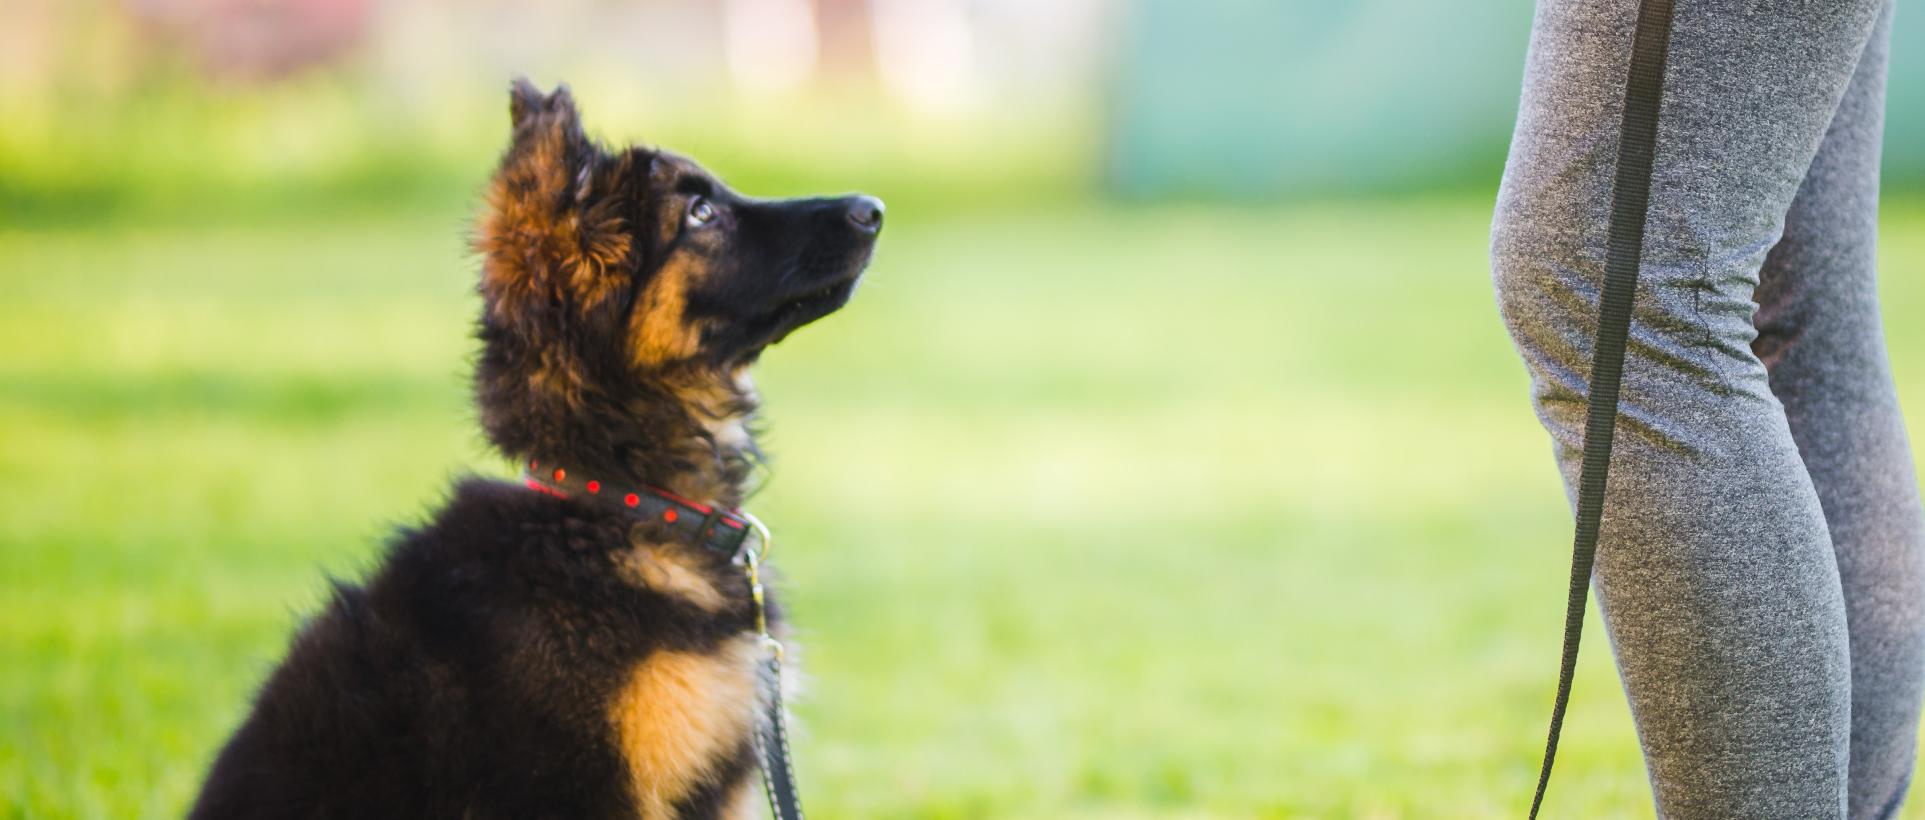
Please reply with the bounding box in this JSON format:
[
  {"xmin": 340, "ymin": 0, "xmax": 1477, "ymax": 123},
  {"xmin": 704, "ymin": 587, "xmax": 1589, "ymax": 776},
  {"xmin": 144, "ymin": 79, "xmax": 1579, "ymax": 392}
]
[
  {"xmin": 507, "ymin": 78, "xmax": 583, "ymax": 145},
  {"xmin": 479, "ymin": 80, "xmax": 632, "ymax": 332},
  {"xmin": 509, "ymin": 77, "xmax": 547, "ymax": 130}
]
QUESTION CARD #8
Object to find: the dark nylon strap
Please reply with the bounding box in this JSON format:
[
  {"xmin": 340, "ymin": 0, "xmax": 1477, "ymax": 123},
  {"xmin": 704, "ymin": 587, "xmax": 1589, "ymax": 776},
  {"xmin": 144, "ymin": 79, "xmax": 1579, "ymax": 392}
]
[
  {"xmin": 1528, "ymin": 0, "xmax": 1676, "ymax": 816},
  {"xmin": 755, "ymin": 656, "xmax": 805, "ymax": 820}
]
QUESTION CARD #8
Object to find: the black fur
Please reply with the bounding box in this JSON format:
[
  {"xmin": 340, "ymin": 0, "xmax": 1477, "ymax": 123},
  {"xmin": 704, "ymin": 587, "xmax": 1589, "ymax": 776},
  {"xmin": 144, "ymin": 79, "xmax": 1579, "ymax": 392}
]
[{"xmin": 191, "ymin": 482, "xmax": 759, "ymax": 819}]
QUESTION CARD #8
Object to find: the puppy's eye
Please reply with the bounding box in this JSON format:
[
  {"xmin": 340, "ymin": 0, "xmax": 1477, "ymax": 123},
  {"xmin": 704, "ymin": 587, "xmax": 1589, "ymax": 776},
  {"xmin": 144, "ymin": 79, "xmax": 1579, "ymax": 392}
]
[{"xmin": 686, "ymin": 197, "xmax": 717, "ymax": 227}]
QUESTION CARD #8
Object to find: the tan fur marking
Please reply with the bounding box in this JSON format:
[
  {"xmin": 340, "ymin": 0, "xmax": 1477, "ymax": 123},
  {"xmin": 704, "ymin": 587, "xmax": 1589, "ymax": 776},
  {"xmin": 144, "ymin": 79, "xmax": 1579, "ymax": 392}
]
[
  {"xmin": 646, "ymin": 367, "xmax": 759, "ymax": 503},
  {"xmin": 628, "ymin": 255, "xmax": 707, "ymax": 367},
  {"xmin": 719, "ymin": 779, "xmax": 757, "ymax": 819},
  {"xmin": 616, "ymin": 540, "xmax": 729, "ymax": 612},
  {"xmin": 610, "ymin": 637, "xmax": 761, "ymax": 819}
]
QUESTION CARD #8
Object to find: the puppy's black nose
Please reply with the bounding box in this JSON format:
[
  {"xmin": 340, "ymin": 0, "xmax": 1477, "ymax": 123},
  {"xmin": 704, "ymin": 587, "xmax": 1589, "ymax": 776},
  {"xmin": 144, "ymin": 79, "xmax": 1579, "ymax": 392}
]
[{"xmin": 846, "ymin": 196, "xmax": 884, "ymax": 233}]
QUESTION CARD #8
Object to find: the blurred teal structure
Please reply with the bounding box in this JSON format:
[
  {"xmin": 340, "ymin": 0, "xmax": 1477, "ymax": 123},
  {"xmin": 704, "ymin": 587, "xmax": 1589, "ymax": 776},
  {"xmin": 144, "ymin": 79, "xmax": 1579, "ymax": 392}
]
[{"xmin": 1107, "ymin": 0, "xmax": 1925, "ymax": 198}]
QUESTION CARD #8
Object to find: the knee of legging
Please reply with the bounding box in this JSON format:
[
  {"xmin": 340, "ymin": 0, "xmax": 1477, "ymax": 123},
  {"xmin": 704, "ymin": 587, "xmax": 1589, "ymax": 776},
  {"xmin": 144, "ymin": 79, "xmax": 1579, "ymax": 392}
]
[
  {"xmin": 1489, "ymin": 227, "xmax": 1593, "ymax": 353},
  {"xmin": 1491, "ymin": 239, "xmax": 1770, "ymax": 437},
  {"xmin": 1495, "ymin": 231, "xmax": 1765, "ymax": 359}
]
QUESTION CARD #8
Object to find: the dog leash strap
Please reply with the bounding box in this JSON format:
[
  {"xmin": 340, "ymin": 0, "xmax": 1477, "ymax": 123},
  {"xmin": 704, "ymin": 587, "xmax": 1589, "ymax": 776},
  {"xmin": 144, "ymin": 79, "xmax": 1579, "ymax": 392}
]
[
  {"xmin": 739, "ymin": 522, "xmax": 805, "ymax": 820},
  {"xmin": 755, "ymin": 656, "xmax": 805, "ymax": 820},
  {"xmin": 1526, "ymin": 0, "xmax": 1675, "ymax": 816}
]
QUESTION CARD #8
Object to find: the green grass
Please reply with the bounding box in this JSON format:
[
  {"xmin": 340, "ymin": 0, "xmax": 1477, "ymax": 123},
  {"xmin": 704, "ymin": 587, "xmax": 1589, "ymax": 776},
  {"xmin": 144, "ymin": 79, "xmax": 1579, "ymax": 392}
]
[{"xmin": 6, "ymin": 197, "xmax": 1925, "ymax": 818}]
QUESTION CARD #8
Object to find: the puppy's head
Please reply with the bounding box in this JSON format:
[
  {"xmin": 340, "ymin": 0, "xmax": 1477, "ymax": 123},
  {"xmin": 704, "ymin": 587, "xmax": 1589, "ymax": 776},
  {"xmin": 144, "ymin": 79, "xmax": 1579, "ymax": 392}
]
[{"xmin": 475, "ymin": 79, "xmax": 881, "ymax": 394}]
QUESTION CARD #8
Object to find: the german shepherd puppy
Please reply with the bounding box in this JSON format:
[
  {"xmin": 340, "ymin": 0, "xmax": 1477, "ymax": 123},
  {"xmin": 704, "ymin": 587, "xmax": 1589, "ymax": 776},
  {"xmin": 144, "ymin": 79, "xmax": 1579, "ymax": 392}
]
[{"xmin": 189, "ymin": 80, "xmax": 882, "ymax": 819}]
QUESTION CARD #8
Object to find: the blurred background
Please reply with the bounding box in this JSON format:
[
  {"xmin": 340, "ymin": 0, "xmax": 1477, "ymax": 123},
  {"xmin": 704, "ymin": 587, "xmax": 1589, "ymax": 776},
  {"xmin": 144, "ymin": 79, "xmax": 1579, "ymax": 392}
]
[{"xmin": 4, "ymin": 1, "xmax": 1925, "ymax": 817}]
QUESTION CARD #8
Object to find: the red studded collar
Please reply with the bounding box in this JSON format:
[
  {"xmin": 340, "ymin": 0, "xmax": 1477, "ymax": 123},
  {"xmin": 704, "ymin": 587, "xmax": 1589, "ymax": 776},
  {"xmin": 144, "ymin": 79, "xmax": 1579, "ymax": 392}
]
[{"xmin": 520, "ymin": 460, "xmax": 755, "ymax": 557}]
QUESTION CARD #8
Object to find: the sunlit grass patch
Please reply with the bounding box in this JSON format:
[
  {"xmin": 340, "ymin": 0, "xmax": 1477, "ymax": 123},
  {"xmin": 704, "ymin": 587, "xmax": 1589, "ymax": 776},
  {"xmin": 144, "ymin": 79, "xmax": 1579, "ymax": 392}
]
[{"xmin": 5, "ymin": 198, "xmax": 1925, "ymax": 817}]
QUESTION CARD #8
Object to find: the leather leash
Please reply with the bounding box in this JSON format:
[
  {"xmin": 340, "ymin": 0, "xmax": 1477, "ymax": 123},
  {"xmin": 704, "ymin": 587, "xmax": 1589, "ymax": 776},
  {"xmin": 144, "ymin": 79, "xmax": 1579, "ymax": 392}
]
[{"xmin": 1526, "ymin": 0, "xmax": 1676, "ymax": 816}]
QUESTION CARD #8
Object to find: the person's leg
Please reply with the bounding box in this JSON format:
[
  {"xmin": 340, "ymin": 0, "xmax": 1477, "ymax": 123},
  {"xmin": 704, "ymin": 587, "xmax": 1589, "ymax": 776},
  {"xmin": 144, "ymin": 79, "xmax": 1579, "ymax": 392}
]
[
  {"xmin": 1751, "ymin": 5, "xmax": 1925, "ymax": 817},
  {"xmin": 1492, "ymin": 0, "xmax": 1889, "ymax": 815}
]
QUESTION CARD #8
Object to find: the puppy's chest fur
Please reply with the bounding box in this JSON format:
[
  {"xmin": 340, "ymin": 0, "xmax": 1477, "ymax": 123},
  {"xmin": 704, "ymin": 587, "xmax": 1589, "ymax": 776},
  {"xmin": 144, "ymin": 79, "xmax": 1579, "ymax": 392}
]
[
  {"xmin": 612, "ymin": 633, "xmax": 765, "ymax": 819},
  {"xmin": 607, "ymin": 523, "xmax": 773, "ymax": 819},
  {"xmin": 557, "ymin": 497, "xmax": 783, "ymax": 819}
]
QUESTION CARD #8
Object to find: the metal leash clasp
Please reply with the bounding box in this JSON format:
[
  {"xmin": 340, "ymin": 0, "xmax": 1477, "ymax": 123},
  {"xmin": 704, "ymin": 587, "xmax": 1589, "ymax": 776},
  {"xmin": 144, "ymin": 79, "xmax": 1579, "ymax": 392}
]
[{"xmin": 734, "ymin": 510, "xmax": 783, "ymax": 660}]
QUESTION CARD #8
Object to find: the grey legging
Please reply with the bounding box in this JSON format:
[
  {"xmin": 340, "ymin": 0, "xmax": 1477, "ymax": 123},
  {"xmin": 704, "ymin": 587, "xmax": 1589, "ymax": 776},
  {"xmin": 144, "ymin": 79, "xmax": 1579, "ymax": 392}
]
[{"xmin": 1492, "ymin": 0, "xmax": 1925, "ymax": 816}]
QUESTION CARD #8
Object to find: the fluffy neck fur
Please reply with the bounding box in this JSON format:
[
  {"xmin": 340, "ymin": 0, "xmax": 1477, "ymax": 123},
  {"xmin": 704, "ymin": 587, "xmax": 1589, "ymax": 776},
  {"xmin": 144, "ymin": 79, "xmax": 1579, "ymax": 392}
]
[{"xmin": 474, "ymin": 332, "xmax": 762, "ymax": 509}]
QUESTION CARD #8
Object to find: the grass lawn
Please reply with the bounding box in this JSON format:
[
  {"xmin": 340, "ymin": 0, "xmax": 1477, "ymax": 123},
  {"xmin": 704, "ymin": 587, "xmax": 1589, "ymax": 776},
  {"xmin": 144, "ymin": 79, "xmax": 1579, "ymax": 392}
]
[{"xmin": 6, "ymin": 196, "xmax": 1925, "ymax": 818}]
